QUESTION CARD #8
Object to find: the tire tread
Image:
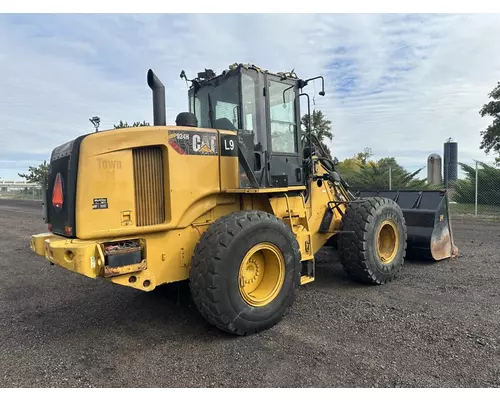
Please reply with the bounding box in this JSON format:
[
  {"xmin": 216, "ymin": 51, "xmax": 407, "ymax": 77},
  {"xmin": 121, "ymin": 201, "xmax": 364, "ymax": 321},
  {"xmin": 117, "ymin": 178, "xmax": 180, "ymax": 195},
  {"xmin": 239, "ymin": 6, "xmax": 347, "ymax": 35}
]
[
  {"xmin": 189, "ymin": 210, "xmax": 300, "ymax": 335},
  {"xmin": 338, "ymin": 197, "xmax": 407, "ymax": 285}
]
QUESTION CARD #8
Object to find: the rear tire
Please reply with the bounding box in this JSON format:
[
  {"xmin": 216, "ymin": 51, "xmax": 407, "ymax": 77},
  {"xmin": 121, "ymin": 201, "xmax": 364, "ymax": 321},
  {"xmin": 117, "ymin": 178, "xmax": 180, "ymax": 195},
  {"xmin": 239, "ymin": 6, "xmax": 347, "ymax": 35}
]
[
  {"xmin": 189, "ymin": 210, "xmax": 301, "ymax": 335},
  {"xmin": 338, "ymin": 197, "xmax": 407, "ymax": 284}
]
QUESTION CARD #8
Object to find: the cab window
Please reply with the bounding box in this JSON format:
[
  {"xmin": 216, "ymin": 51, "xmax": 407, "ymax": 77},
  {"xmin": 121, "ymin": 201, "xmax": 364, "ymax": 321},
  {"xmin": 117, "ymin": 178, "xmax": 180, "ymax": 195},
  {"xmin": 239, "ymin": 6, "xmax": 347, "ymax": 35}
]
[{"xmin": 268, "ymin": 80, "xmax": 297, "ymax": 153}]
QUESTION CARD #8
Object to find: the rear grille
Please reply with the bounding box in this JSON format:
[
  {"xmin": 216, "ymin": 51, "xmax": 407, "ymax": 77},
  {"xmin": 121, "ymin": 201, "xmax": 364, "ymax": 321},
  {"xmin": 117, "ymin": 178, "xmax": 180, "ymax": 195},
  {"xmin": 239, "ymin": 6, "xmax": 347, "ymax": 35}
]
[{"xmin": 133, "ymin": 146, "xmax": 165, "ymax": 227}]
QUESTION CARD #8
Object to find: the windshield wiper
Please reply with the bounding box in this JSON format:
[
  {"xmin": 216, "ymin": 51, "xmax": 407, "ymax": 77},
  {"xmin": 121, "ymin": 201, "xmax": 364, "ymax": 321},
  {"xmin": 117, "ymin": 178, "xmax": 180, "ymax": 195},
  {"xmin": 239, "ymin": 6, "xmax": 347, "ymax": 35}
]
[
  {"xmin": 208, "ymin": 92, "xmax": 215, "ymax": 129},
  {"xmin": 282, "ymin": 84, "xmax": 295, "ymax": 104}
]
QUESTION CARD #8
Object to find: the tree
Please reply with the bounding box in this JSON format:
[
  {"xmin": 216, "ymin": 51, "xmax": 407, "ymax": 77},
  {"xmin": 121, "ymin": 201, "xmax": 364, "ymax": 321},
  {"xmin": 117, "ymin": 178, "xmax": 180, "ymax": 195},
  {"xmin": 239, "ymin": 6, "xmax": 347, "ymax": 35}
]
[
  {"xmin": 479, "ymin": 82, "xmax": 500, "ymax": 160},
  {"xmin": 336, "ymin": 147, "xmax": 373, "ymax": 181},
  {"xmin": 114, "ymin": 120, "xmax": 150, "ymax": 129},
  {"xmin": 337, "ymin": 152, "xmax": 429, "ymax": 191},
  {"xmin": 301, "ymin": 110, "xmax": 334, "ymax": 159},
  {"xmin": 350, "ymin": 159, "xmax": 428, "ymax": 191},
  {"xmin": 355, "ymin": 147, "xmax": 373, "ymax": 166},
  {"xmin": 301, "ymin": 110, "xmax": 333, "ymax": 142},
  {"xmin": 18, "ymin": 160, "xmax": 49, "ymax": 185}
]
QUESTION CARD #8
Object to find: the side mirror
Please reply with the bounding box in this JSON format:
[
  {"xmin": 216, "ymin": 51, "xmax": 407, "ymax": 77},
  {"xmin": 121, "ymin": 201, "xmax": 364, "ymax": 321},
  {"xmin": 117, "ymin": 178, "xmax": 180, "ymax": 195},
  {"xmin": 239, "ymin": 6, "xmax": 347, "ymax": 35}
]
[{"xmin": 304, "ymin": 76, "xmax": 326, "ymax": 97}]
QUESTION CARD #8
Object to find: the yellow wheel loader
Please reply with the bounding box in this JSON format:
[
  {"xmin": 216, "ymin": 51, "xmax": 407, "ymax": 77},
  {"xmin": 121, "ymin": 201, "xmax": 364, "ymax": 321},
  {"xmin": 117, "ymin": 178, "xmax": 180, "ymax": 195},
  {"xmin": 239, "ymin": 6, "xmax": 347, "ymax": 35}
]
[{"xmin": 30, "ymin": 63, "xmax": 458, "ymax": 335}]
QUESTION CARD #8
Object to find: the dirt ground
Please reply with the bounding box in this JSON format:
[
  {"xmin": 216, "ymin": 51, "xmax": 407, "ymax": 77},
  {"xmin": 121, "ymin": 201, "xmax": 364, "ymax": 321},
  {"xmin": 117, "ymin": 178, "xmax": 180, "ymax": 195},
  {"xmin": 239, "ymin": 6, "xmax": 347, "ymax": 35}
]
[{"xmin": 0, "ymin": 198, "xmax": 499, "ymax": 388}]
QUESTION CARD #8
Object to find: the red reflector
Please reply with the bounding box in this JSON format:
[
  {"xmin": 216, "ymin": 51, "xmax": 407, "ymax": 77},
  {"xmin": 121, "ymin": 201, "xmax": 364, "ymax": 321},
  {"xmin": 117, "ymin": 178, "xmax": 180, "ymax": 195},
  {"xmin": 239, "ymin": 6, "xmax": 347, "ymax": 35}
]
[
  {"xmin": 64, "ymin": 226, "xmax": 73, "ymax": 236},
  {"xmin": 48, "ymin": 224, "xmax": 52, "ymax": 232},
  {"xmin": 52, "ymin": 173, "xmax": 64, "ymax": 209}
]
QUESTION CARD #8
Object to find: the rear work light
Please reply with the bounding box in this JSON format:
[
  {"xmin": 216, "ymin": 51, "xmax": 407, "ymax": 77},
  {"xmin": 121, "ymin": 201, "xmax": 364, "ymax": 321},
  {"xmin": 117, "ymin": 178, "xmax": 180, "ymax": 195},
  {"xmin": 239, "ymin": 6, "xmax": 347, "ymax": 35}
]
[{"xmin": 52, "ymin": 173, "xmax": 64, "ymax": 209}]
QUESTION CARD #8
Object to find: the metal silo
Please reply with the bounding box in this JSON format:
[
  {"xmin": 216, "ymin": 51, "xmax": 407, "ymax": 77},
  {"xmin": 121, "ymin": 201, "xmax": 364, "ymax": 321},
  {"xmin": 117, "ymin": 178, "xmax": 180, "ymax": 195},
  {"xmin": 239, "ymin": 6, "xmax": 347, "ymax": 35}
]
[
  {"xmin": 443, "ymin": 138, "xmax": 458, "ymax": 187},
  {"xmin": 427, "ymin": 153, "xmax": 442, "ymax": 185}
]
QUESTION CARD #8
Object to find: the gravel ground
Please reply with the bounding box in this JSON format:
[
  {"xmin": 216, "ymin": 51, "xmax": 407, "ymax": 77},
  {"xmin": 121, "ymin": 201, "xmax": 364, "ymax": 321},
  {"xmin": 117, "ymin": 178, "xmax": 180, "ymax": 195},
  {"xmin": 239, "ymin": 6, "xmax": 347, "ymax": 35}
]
[{"xmin": 0, "ymin": 198, "xmax": 499, "ymax": 388}]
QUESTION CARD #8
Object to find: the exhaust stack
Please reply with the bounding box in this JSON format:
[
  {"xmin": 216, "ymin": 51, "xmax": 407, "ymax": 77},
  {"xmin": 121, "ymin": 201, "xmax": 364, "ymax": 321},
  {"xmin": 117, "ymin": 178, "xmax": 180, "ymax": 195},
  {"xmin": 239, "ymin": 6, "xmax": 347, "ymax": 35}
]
[{"xmin": 147, "ymin": 69, "xmax": 166, "ymax": 126}]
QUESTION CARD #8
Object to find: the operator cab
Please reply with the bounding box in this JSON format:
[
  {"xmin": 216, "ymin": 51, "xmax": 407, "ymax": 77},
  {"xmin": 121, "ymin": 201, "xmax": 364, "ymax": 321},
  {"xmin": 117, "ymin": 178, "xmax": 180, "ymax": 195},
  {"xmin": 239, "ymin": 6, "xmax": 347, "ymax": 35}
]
[{"xmin": 181, "ymin": 63, "xmax": 322, "ymax": 189}]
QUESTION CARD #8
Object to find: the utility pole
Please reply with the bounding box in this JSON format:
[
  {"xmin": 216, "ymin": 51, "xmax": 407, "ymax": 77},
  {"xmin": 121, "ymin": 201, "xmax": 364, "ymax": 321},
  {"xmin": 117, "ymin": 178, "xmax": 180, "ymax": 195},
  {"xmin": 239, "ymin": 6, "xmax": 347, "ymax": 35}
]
[
  {"xmin": 388, "ymin": 166, "xmax": 392, "ymax": 190},
  {"xmin": 475, "ymin": 161, "xmax": 478, "ymax": 216}
]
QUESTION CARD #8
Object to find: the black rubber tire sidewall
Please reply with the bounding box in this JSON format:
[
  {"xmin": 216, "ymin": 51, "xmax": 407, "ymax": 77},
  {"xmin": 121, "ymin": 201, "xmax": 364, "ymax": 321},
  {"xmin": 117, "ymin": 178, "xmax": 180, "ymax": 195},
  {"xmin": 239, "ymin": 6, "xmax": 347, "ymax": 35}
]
[
  {"xmin": 221, "ymin": 223, "xmax": 299, "ymax": 324},
  {"xmin": 338, "ymin": 197, "xmax": 407, "ymax": 285},
  {"xmin": 189, "ymin": 210, "xmax": 301, "ymax": 335}
]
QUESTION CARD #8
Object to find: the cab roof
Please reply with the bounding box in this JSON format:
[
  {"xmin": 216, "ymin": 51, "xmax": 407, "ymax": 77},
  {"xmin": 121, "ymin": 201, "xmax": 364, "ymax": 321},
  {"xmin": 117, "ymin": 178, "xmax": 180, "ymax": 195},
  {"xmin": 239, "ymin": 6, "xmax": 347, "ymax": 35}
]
[{"xmin": 188, "ymin": 63, "xmax": 301, "ymax": 91}]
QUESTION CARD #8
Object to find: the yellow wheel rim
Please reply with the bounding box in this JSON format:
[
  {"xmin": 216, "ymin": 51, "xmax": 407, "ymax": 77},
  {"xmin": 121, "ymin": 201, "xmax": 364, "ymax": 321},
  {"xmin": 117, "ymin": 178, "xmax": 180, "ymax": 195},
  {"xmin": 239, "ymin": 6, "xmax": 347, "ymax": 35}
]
[
  {"xmin": 238, "ymin": 242, "xmax": 285, "ymax": 307},
  {"xmin": 376, "ymin": 220, "xmax": 399, "ymax": 264}
]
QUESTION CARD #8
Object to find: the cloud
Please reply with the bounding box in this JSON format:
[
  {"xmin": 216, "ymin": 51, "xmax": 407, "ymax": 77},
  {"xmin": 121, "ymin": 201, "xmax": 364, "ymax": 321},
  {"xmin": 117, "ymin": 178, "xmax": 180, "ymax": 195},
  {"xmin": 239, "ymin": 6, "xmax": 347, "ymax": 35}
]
[{"xmin": 1, "ymin": 13, "xmax": 499, "ymax": 180}]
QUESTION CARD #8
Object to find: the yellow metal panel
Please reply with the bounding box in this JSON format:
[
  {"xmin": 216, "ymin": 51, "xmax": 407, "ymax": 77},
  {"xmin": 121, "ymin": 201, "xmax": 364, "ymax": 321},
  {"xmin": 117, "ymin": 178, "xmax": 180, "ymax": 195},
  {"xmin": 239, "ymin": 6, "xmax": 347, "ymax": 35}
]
[
  {"xmin": 39, "ymin": 235, "xmax": 104, "ymax": 279},
  {"xmin": 30, "ymin": 233, "xmax": 57, "ymax": 256},
  {"xmin": 142, "ymin": 227, "xmax": 205, "ymax": 285},
  {"xmin": 76, "ymin": 145, "xmax": 136, "ymax": 238},
  {"xmin": 269, "ymin": 195, "xmax": 307, "ymax": 221},
  {"xmin": 269, "ymin": 194, "xmax": 312, "ymax": 263},
  {"xmin": 219, "ymin": 131, "xmax": 239, "ymax": 190},
  {"xmin": 74, "ymin": 126, "xmax": 222, "ymax": 239},
  {"xmin": 306, "ymin": 161, "xmax": 347, "ymax": 253},
  {"xmin": 300, "ymin": 276, "xmax": 315, "ymax": 285},
  {"xmin": 111, "ymin": 269, "xmax": 157, "ymax": 292},
  {"xmin": 296, "ymin": 230, "xmax": 314, "ymax": 261},
  {"xmin": 107, "ymin": 225, "xmax": 213, "ymax": 290},
  {"xmin": 167, "ymin": 136, "xmax": 220, "ymax": 228}
]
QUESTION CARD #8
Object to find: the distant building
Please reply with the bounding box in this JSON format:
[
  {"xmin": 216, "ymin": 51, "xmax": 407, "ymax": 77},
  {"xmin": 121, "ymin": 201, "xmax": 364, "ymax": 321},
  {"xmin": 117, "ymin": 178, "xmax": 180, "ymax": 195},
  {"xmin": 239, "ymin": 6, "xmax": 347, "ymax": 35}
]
[
  {"xmin": 427, "ymin": 153, "xmax": 442, "ymax": 185},
  {"xmin": 443, "ymin": 138, "xmax": 458, "ymax": 187}
]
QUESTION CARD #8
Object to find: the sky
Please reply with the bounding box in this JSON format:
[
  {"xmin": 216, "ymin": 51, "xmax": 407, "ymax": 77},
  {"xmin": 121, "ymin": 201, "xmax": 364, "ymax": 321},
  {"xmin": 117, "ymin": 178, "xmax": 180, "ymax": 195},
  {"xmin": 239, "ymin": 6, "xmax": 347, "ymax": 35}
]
[{"xmin": 1, "ymin": 13, "xmax": 500, "ymax": 180}]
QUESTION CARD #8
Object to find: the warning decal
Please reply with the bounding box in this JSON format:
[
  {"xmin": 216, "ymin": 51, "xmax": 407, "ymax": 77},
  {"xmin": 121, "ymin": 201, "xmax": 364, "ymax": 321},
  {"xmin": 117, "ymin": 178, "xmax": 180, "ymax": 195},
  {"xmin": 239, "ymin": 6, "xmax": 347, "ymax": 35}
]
[
  {"xmin": 168, "ymin": 130, "xmax": 218, "ymax": 156},
  {"xmin": 93, "ymin": 198, "xmax": 108, "ymax": 210}
]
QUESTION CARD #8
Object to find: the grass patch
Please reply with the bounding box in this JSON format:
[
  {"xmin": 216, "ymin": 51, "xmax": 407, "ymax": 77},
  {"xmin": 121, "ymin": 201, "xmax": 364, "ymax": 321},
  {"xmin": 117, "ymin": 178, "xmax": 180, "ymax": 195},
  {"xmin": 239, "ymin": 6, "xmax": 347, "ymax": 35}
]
[
  {"xmin": 449, "ymin": 202, "xmax": 500, "ymax": 221},
  {"xmin": 0, "ymin": 193, "xmax": 42, "ymax": 201}
]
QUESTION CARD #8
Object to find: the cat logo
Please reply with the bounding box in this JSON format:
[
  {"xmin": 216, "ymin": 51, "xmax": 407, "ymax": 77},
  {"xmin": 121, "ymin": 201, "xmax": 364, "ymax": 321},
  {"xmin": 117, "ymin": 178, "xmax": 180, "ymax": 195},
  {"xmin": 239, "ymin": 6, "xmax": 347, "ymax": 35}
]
[
  {"xmin": 168, "ymin": 130, "xmax": 218, "ymax": 156},
  {"xmin": 192, "ymin": 134, "xmax": 217, "ymax": 155},
  {"xmin": 199, "ymin": 144, "xmax": 213, "ymax": 154}
]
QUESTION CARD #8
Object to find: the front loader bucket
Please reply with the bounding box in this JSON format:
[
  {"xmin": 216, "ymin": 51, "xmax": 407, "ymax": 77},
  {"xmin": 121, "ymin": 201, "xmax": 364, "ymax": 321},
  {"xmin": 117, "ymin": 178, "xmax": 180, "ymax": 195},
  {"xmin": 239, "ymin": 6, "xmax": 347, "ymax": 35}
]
[{"xmin": 356, "ymin": 190, "xmax": 459, "ymax": 261}]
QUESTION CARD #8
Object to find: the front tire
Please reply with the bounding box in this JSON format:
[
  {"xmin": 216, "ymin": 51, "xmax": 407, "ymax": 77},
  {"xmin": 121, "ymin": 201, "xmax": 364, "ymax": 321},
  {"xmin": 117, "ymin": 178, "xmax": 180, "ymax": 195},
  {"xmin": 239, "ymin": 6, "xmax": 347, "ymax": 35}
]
[
  {"xmin": 189, "ymin": 210, "xmax": 301, "ymax": 335},
  {"xmin": 338, "ymin": 197, "xmax": 407, "ymax": 284}
]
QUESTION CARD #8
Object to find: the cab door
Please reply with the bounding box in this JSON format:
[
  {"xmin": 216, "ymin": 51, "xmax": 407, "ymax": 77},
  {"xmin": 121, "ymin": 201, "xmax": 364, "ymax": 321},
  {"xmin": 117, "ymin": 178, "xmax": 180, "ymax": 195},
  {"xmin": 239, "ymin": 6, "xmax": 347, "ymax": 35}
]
[{"xmin": 264, "ymin": 75, "xmax": 303, "ymax": 187}]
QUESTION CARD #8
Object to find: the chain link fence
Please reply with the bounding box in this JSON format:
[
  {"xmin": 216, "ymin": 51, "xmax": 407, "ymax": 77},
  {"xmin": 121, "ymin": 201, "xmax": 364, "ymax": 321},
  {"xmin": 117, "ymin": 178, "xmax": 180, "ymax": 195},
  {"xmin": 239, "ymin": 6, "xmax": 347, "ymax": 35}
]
[
  {"xmin": 345, "ymin": 162, "xmax": 500, "ymax": 222},
  {"xmin": 0, "ymin": 185, "xmax": 43, "ymax": 201},
  {"xmin": 448, "ymin": 161, "xmax": 500, "ymax": 221}
]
